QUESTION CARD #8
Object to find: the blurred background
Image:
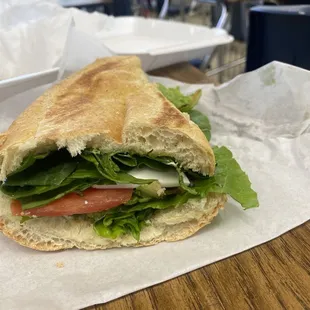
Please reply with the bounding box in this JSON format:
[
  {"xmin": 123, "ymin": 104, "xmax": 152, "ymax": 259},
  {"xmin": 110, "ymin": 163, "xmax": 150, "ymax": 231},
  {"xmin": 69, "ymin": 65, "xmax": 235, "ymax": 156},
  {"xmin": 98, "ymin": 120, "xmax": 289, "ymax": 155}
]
[{"xmin": 58, "ymin": 0, "xmax": 310, "ymax": 83}]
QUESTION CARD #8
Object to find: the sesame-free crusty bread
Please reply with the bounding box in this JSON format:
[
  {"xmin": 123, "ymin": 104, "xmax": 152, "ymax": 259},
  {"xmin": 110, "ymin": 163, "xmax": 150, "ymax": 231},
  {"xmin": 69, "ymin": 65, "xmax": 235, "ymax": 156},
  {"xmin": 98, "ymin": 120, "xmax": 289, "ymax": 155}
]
[
  {"xmin": 0, "ymin": 192, "xmax": 226, "ymax": 251},
  {"xmin": 0, "ymin": 133, "xmax": 6, "ymax": 148},
  {"xmin": 0, "ymin": 56, "xmax": 214, "ymax": 180}
]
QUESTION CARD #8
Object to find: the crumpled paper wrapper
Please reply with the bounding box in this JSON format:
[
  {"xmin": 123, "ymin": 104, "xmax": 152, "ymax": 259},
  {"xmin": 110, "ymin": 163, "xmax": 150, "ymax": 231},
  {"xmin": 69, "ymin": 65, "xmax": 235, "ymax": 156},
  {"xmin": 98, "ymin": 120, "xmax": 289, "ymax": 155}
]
[
  {"xmin": 0, "ymin": 0, "xmax": 112, "ymax": 120},
  {"xmin": 0, "ymin": 0, "xmax": 112, "ymax": 80},
  {"xmin": 1, "ymin": 61, "xmax": 309, "ymax": 310},
  {"xmin": 0, "ymin": 1, "xmax": 71, "ymax": 80}
]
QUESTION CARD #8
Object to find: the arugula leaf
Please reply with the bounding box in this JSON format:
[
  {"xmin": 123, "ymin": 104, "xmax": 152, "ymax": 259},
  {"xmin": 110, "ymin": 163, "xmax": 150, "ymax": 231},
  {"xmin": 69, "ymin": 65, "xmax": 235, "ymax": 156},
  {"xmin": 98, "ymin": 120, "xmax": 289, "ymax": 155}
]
[
  {"xmin": 188, "ymin": 109, "xmax": 211, "ymax": 141},
  {"xmin": 157, "ymin": 84, "xmax": 201, "ymax": 112},
  {"xmin": 194, "ymin": 146, "xmax": 259, "ymax": 209}
]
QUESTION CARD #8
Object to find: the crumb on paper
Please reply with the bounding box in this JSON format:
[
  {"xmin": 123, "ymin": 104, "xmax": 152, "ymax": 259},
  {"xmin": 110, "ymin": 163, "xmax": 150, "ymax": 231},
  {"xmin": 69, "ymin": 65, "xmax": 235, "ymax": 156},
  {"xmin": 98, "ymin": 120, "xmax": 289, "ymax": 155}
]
[{"xmin": 56, "ymin": 262, "xmax": 64, "ymax": 268}]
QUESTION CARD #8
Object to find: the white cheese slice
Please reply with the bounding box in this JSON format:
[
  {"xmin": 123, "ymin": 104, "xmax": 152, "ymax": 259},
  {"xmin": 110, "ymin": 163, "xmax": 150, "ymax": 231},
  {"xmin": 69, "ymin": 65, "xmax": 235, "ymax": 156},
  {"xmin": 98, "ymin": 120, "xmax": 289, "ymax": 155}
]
[{"xmin": 92, "ymin": 167, "xmax": 190, "ymax": 189}]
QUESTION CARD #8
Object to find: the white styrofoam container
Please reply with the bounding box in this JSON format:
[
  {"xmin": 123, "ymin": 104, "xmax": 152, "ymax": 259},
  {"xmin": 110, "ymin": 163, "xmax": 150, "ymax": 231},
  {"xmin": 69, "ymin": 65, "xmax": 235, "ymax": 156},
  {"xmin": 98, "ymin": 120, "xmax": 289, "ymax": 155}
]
[{"xmin": 97, "ymin": 17, "xmax": 234, "ymax": 71}]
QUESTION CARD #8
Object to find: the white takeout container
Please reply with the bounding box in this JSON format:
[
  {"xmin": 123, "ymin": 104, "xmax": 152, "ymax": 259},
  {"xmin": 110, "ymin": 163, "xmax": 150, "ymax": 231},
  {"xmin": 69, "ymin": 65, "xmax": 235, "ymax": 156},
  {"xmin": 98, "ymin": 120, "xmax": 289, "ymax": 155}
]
[
  {"xmin": 97, "ymin": 17, "xmax": 233, "ymax": 71},
  {"xmin": 0, "ymin": 68, "xmax": 59, "ymax": 102},
  {"xmin": 0, "ymin": 3, "xmax": 233, "ymax": 98}
]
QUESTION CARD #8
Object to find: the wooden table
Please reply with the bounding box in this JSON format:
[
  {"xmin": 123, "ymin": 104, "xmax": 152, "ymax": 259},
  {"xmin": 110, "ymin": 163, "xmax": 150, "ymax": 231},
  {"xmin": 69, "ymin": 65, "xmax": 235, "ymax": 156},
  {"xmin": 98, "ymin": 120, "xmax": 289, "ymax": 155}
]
[{"xmin": 87, "ymin": 63, "xmax": 310, "ymax": 310}]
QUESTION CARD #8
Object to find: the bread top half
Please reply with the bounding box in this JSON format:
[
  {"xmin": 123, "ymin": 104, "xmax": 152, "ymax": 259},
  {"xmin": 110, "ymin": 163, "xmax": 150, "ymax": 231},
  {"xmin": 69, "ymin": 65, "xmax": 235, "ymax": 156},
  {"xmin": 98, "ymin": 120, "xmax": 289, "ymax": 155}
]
[{"xmin": 0, "ymin": 56, "xmax": 215, "ymax": 180}]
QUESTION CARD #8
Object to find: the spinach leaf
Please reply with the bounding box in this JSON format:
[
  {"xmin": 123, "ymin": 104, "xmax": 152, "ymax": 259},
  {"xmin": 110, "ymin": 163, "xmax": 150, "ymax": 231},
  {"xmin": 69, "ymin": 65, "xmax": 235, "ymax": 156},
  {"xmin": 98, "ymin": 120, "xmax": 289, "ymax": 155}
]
[
  {"xmin": 5, "ymin": 162, "xmax": 77, "ymax": 186},
  {"xmin": 68, "ymin": 161, "xmax": 103, "ymax": 179},
  {"xmin": 83, "ymin": 151, "xmax": 156, "ymax": 185},
  {"xmin": 135, "ymin": 156, "xmax": 170, "ymax": 171},
  {"xmin": 19, "ymin": 180, "xmax": 96, "ymax": 210},
  {"xmin": 188, "ymin": 109, "xmax": 211, "ymax": 141},
  {"xmin": 8, "ymin": 152, "xmax": 49, "ymax": 176},
  {"xmin": 0, "ymin": 178, "xmax": 72, "ymax": 199},
  {"xmin": 113, "ymin": 153, "xmax": 137, "ymax": 167}
]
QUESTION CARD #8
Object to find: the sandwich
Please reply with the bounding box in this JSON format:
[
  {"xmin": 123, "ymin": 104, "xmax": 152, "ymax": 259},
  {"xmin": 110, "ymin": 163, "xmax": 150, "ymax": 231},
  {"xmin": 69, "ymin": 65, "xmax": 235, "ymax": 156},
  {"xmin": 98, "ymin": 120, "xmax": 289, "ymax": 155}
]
[{"xmin": 0, "ymin": 56, "xmax": 258, "ymax": 251}]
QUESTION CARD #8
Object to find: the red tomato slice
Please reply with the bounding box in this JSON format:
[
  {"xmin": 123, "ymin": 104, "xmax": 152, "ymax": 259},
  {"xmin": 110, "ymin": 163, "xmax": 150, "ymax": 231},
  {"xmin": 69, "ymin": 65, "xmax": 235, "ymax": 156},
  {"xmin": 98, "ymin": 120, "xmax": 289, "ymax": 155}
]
[{"xmin": 11, "ymin": 188, "xmax": 133, "ymax": 217}]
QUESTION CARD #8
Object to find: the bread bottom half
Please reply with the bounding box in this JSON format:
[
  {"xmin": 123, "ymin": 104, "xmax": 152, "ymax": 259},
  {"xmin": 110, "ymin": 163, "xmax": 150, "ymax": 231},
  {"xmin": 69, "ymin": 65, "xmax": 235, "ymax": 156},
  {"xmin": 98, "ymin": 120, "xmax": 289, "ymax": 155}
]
[{"xmin": 0, "ymin": 193, "xmax": 226, "ymax": 251}]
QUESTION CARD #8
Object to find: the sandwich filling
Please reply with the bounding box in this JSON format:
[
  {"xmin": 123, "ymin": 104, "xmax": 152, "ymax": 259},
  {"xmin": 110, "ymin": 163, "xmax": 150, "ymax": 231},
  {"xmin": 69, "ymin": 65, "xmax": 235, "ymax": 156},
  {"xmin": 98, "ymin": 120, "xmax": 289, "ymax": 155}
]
[{"xmin": 0, "ymin": 85, "xmax": 259, "ymax": 241}]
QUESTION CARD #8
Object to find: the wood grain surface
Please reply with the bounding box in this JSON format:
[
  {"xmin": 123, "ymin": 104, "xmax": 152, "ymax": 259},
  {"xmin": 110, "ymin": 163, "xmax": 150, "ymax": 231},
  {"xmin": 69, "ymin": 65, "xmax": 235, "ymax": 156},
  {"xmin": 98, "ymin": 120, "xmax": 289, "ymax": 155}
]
[{"xmin": 86, "ymin": 63, "xmax": 310, "ymax": 310}]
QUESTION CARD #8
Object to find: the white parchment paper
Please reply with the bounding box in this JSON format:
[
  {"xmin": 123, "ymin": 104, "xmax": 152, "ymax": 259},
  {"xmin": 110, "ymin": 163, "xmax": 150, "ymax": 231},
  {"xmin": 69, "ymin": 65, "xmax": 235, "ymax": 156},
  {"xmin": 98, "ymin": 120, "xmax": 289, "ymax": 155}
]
[{"xmin": 0, "ymin": 62, "xmax": 309, "ymax": 310}]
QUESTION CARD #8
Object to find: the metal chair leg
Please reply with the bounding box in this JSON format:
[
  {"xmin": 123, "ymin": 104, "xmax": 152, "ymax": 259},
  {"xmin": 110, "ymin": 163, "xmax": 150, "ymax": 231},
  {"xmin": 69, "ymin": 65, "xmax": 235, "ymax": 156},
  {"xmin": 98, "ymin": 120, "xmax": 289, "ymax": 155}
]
[{"xmin": 158, "ymin": 0, "xmax": 169, "ymax": 19}]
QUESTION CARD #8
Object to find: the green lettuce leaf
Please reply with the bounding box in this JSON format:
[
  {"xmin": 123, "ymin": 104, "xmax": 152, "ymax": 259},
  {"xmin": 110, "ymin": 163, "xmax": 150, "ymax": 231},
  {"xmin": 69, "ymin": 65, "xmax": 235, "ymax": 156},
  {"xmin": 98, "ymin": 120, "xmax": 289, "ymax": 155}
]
[
  {"xmin": 93, "ymin": 192, "xmax": 193, "ymax": 240},
  {"xmin": 157, "ymin": 84, "xmax": 211, "ymax": 141},
  {"xmin": 188, "ymin": 110, "xmax": 211, "ymax": 141},
  {"xmin": 124, "ymin": 193, "xmax": 153, "ymax": 206},
  {"xmin": 94, "ymin": 209, "xmax": 154, "ymax": 240},
  {"xmin": 193, "ymin": 146, "xmax": 259, "ymax": 209},
  {"xmin": 126, "ymin": 192, "xmax": 193, "ymax": 212},
  {"xmin": 157, "ymin": 84, "xmax": 201, "ymax": 112}
]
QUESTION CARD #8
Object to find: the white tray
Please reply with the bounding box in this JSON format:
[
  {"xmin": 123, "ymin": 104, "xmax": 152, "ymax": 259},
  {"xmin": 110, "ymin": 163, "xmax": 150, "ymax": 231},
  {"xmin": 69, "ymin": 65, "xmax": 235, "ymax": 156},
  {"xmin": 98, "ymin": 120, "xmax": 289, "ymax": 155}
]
[
  {"xmin": 0, "ymin": 68, "xmax": 59, "ymax": 102},
  {"xmin": 98, "ymin": 17, "xmax": 233, "ymax": 71}
]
